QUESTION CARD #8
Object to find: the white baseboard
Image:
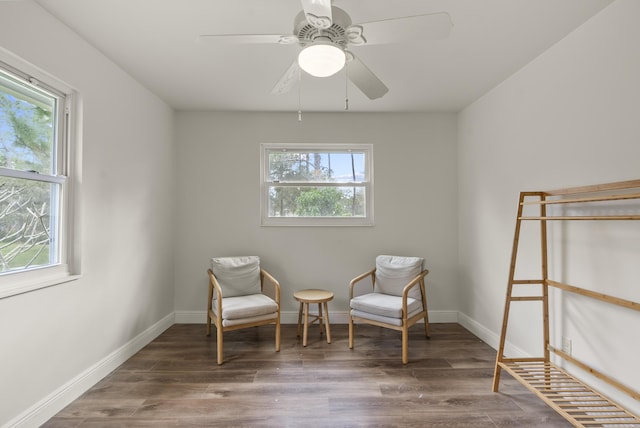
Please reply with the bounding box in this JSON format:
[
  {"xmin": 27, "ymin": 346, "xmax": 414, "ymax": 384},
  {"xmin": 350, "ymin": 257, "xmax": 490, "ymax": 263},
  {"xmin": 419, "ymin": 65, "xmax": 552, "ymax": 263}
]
[
  {"xmin": 426, "ymin": 310, "xmax": 459, "ymax": 324},
  {"xmin": 5, "ymin": 313, "xmax": 175, "ymax": 428},
  {"xmin": 174, "ymin": 310, "xmax": 459, "ymax": 325},
  {"xmin": 457, "ymin": 312, "xmax": 529, "ymax": 357},
  {"xmin": 178, "ymin": 309, "xmax": 529, "ymax": 358},
  {"xmin": 174, "ymin": 310, "xmax": 206, "ymax": 324}
]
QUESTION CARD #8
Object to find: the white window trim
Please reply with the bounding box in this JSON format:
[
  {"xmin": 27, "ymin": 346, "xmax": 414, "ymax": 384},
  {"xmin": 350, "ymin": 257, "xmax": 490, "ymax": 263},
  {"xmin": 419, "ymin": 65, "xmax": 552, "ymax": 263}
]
[
  {"xmin": 0, "ymin": 49, "xmax": 81, "ymax": 299},
  {"xmin": 260, "ymin": 143, "xmax": 374, "ymax": 227}
]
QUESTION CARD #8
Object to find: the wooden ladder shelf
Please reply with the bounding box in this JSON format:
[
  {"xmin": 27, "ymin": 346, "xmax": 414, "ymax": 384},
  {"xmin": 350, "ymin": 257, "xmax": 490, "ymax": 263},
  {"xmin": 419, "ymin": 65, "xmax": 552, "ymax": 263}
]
[{"xmin": 492, "ymin": 179, "xmax": 640, "ymax": 428}]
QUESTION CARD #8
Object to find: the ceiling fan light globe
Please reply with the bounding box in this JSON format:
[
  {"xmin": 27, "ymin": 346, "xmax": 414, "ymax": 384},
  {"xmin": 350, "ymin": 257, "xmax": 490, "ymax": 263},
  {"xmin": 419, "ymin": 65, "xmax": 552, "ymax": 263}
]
[{"xmin": 298, "ymin": 42, "xmax": 345, "ymax": 77}]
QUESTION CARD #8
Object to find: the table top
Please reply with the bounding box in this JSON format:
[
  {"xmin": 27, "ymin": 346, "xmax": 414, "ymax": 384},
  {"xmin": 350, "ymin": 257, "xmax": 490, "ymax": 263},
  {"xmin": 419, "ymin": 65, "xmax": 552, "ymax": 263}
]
[{"xmin": 294, "ymin": 289, "xmax": 334, "ymax": 303}]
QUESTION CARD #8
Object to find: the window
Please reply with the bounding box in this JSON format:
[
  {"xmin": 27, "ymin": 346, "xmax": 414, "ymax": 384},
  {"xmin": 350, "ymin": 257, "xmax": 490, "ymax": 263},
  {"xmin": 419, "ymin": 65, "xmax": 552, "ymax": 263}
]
[
  {"xmin": 0, "ymin": 56, "xmax": 78, "ymax": 297},
  {"xmin": 261, "ymin": 143, "xmax": 373, "ymax": 226}
]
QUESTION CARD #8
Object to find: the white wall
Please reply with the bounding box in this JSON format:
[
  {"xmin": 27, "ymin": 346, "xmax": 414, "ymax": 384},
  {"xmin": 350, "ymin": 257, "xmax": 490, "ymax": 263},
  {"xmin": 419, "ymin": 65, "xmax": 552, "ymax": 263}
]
[
  {"xmin": 3, "ymin": 0, "xmax": 639, "ymax": 425},
  {"xmin": 458, "ymin": 0, "xmax": 640, "ymax": 414},
  {"xmin": 0, "ymin": 2, "xmax": 176, "ymax": 426},
  {"xmin": 174, "ymin": 112, "xmax": 459, "ymax": 323}
]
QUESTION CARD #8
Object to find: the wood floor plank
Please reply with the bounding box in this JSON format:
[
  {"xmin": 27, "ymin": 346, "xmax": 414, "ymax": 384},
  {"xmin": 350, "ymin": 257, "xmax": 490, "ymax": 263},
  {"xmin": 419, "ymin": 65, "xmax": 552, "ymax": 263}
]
[{"xmin": 43, "ymin": 323, "xmax": 573, "ymax": 427}]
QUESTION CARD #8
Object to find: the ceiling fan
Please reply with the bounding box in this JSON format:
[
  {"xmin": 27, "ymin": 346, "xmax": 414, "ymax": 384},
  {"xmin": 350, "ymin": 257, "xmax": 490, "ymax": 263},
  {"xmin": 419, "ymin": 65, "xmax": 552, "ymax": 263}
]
[{"xmin": 199, "ymin": 0, "xmax": 452, "ymax": 100}]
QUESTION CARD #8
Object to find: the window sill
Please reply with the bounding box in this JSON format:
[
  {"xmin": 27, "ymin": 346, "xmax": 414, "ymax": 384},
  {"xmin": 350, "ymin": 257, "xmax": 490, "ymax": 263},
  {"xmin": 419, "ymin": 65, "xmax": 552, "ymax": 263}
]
[
  {"xmin": 0, "ymin": 266, "xmax": 81, "ymax": 299},
  {"xmin": 261, "ymin": 217, "xmax": 374, "ymax": 227}
]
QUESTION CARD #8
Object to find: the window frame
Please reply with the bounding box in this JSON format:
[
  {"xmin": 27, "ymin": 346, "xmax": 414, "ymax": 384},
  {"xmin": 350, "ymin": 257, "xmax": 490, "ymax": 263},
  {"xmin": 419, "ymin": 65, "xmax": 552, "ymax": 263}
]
[
  {"xmin": 0, "ymin": 52, "xmax": 80, "ymax": 298},
  {"xmin": 260, "ymin": 143, "xmax": 374, "ymax": 227}
]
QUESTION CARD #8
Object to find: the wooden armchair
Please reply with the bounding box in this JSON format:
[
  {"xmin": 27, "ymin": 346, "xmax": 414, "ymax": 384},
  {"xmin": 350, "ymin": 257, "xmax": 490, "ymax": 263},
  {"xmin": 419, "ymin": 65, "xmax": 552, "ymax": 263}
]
[
  {"xmin": 207, "ymin": 256, "xmax": 281, "ymax": 365},
  {"xmin": 349, "ymin": 255, "xmax": 430, "ymax": 364}
]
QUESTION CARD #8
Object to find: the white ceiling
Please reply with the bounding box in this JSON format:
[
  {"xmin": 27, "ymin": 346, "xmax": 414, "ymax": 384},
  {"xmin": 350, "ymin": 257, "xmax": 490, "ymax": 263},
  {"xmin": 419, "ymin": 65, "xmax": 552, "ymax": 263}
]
[{"xmin": 34, "ymin": 0, "xmax": 612, "ymax": 112}]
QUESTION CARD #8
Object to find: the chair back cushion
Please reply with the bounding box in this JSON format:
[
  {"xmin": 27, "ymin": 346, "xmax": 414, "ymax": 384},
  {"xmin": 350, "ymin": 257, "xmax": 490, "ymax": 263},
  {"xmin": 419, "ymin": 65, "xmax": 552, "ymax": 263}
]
[
  {"xmin": 374, "ymin": 255, "xmax": 424, "ymax": 298},
  {"xmin": 211, "ymin": 256, "xmax": 261, "ymax": 298}
]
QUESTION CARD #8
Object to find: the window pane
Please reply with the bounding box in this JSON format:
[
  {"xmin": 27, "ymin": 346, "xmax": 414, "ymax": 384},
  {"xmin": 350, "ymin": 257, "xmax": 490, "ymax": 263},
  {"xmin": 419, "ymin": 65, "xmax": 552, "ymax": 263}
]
[
  {"xmin": 0, "ymin": 176, "xmax": 59, "ymax": 273},
  {"xmin": 268, "ymin": 185, "xmax": 366, "ymax": 217},
  {"xmin": 0, "ymin": 72, "xmax": 57, "ymax": 175},
  {"xmin": 268, "ymin": 151, "xmax": 366, "ymax": 183}
]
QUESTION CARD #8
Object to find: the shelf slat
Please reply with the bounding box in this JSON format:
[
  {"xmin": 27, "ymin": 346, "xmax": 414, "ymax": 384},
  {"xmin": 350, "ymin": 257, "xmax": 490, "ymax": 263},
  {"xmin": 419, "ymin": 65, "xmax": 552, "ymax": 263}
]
[{"xmin": 498, "ymin": 361, "xmax": 640, "ymax": 427}]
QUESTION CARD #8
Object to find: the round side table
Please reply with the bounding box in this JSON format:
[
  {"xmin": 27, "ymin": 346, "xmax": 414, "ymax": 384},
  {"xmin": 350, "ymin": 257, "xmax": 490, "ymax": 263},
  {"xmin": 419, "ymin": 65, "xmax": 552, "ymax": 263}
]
[{"xmin": 293, "ymin": 289, "xmax": 334, "ymax": 347}]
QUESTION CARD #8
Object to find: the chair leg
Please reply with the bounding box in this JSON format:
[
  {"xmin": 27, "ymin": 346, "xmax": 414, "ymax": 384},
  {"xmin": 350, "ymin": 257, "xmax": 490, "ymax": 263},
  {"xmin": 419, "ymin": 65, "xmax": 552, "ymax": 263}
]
[
  {"xmin": 216, "ymin": 325, "xmax": 224, "ymax": 365},
  {"xmin": 275, "ymin": 316, "xmax": 281, "ymax": 352},
  {"xmin": 402, "ymin": 326, "xmax": 409, "ymax": 364},
  {"xmin": 424, "ymin": 311, "xmax": 431, "ymax": 339},
  {"xmin": 422, "ymin": 285, "xmax": 430, "ymax": 339},
  {"xmin": 206, "ymin": 312, "xmax": 211, "ymax": 336},
  {"xmin": 348, "ymin": 315, "xmax": 354, "ymax": 349}
]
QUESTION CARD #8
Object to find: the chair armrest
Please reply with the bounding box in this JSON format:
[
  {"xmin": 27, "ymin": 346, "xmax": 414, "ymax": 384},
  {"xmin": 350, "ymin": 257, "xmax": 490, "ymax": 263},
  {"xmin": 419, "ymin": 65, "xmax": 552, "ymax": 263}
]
[
  {"xmin": 260, "ymin": 268, "xmax": 281, "ymax": 304},
  {"xmin": 401, "ymin": 269, "xmax": 430, "ymax": 315},
  {"xmin": 401, "ymin": 269, "xmax": 430, "ymax": 297},
  {"xmin": 349, "ymin": 268, "xmax": 376, "ymax": 299},
  {"xmin": 207, "ymin": 268, "xmax": 223, "ymax": 319},
  {"xmin": 208, "ymin": 268, "xmax": 223, "ymax": 299}
]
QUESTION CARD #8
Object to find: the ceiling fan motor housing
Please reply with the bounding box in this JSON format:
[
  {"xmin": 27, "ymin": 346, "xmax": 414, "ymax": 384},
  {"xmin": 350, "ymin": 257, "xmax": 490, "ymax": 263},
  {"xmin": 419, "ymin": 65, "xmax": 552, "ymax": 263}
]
[{"xmin": 294, "ymin": 7, "xmax": 352, "ymax": 48}]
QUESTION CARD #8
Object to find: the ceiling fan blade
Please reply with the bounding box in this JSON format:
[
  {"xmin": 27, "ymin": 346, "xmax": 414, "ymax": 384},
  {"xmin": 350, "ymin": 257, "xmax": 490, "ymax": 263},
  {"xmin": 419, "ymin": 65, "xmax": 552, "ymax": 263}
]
[
  {"xmin": 198, "ymin": 34, "xmax": 298, "ymax": 45},
  {"xmin": 271, "ymin": 60, "xmax": 300, "ymax": 95},
  {"xmin": 300, "ymin": 0, "xmax": 333, "ymax": 29},
  {"xmin": 347, "ymin": 54, "xmax": 388, "ymax": 100},
  {"xmin": 352, "ymin": 12, "xmax": 452, "ymax": 46}
]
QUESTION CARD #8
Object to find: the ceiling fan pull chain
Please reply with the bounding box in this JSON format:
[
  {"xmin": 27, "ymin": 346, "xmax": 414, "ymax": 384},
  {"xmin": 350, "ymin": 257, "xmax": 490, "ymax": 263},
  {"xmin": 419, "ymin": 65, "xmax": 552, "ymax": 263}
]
[
  {"xmin": 298, "ymin": 67, "xmax": 303, "ymax": 121},
  {"xmin": 345, "ymin": 62, "xmax": 349, "ymax": 111}
]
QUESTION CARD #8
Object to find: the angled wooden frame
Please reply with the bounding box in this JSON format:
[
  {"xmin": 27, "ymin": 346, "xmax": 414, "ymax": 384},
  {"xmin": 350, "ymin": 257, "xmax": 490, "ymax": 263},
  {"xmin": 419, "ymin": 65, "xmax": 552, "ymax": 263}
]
[
  {"xmin": 348, "ymin": 267, "xmax": 430, "ymax": 364},
  {"xmin": 206, "ymin": 268, "xmax": 281, "ymax": 365},
  {"xmin": 492, "ymin": 179, "xmax": 640, "ymax": 426}
]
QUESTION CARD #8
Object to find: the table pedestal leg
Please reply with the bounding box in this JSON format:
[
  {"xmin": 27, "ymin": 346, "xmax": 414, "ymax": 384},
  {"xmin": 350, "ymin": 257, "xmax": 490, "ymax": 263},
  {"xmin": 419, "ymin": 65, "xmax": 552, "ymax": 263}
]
[
  {"xmin": 303, "ymin": 302, "xmax": 309, "ymax": 347},
  {"xmin": 297, "ymin": 302, "xmax": 303, "ymax": 338},
  {"xmin": 324, "ymin": 301, "xmax": 331, "ymax": 344}
]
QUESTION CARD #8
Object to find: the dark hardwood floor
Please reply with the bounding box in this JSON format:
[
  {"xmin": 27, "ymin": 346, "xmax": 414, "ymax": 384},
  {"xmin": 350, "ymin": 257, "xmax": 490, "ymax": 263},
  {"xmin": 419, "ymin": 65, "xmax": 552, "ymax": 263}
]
[{"xmin": 43, "ymin": 323, "xmax": 571, "ymax": 427}]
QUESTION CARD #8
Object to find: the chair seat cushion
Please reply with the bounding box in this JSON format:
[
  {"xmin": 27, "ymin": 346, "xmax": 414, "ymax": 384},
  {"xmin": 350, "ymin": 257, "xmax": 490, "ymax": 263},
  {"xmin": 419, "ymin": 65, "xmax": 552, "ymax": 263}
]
[
  {"xmin": 221, "ymin": 313, "xmax": 277, "ymax": 328},
  {"xmin": 214, "ymin": 293, "xmax": 278, "ymax": 320},
  {"xmin": 350, "ymin": 309, "xmax": 424, "ymax": 327},
  {"xmin": 350, "ymin": 292, "xmax": 423, "ymax": 319}
]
